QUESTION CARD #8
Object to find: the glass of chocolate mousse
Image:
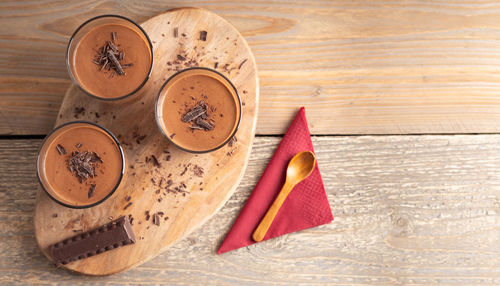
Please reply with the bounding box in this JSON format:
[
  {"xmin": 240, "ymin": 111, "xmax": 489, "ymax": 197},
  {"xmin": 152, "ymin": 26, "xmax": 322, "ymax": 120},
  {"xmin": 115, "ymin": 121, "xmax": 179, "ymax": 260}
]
[
  {"xmin": 155, "ymin": 67, "xmax": 242, "ymax": 153},
  {"xmin": 66, "ymin": 15, "xmax": 153, "ymax": 101},
  {"xmin": 37, "ymin": 121, "xmax": 125, "ymax": 208}
]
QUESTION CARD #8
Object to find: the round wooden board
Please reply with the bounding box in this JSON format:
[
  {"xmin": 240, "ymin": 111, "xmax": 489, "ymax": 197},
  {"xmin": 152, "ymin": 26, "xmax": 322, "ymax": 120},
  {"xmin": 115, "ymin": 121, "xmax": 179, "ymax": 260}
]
[{"xmin": 34, "ymin": 7, "xmax": 258, "ymax": 275}]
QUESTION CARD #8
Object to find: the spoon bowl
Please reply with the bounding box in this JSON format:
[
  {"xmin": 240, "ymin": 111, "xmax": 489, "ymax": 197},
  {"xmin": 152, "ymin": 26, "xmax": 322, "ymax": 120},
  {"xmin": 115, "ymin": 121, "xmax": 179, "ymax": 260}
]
[
  {"xmin": 286, "ymin": 151, "xmax": 316, "ymax": 185},
  {"xmin": 252, "ymin": 151, "xmax": 317, "ymax": 242}
]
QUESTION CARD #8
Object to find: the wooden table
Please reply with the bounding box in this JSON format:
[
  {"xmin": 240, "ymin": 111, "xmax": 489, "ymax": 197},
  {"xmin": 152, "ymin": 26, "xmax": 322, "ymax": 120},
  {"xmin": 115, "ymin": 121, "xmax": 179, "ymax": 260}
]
[{"xmin": 1, "ymin": 1, "xmax": 499, "ymax": 284}]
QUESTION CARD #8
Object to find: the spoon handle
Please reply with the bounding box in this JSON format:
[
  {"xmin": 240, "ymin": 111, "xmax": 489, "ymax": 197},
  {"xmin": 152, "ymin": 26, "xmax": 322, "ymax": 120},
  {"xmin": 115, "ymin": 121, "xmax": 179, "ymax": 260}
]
[{"xmin": 253, "ymin": 182, "xmax": 294, "ymax": 242}]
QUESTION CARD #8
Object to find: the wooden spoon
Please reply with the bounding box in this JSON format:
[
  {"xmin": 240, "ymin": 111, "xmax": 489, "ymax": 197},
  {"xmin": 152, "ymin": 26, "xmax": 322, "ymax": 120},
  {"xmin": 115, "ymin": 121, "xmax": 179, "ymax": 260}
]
[{"xmin": 252, "ymin": 151, "xmax": 317, "ymax": 242}]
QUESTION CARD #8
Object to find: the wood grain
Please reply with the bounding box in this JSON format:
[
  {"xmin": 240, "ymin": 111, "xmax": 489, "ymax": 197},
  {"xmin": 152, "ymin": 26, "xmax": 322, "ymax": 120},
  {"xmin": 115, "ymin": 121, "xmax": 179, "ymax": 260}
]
[
  {"xmin": 2, "ymin": 136, "xmax": 500, "ymax": 284},
  {"xmin": 4, "ymin": 1, "xmax": 500, "ymax": 135},
  {"xmin": 33, "ymin": 7, "xmax": 258, "ymax": 275}
]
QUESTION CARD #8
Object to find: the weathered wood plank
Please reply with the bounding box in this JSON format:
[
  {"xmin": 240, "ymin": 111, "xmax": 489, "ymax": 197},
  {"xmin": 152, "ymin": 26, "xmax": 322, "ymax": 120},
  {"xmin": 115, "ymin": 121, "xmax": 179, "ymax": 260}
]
[
  {"xmin": 4, "ymin": 1, "xmax": 500, "ymax": 135},
  {"xmin": 1, "ymin": 136, "xmax": 499, "ymax": 284}
]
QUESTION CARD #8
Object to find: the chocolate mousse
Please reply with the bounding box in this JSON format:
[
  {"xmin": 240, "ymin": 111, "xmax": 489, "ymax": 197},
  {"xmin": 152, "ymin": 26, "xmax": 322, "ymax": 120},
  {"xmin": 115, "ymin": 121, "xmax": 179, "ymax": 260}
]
[
  {"xmin": 156, "ymin": 68, "xmax": 241, "ymax": 153},
  {"xmin": 37, "ymin": 122, "xmax": 124, "ymax": 208},
  {"xmin": 68, "ymin": 17, "xmax": 152, "ymax": 99}
]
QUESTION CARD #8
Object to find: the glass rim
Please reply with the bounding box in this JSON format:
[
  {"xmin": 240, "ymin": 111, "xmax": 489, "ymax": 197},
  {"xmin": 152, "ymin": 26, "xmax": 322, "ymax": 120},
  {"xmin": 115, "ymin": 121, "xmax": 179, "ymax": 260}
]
[
  {"xmin": 36, "ymin": 120, "xmax": 125, "ymax": 209},
  {"xmin": 155, "ymin": 67, "xmax": 242, "ymax": 154},
  {"xmin": 65, "ymin": 14, "xmax": 154, "ymax": 101}
]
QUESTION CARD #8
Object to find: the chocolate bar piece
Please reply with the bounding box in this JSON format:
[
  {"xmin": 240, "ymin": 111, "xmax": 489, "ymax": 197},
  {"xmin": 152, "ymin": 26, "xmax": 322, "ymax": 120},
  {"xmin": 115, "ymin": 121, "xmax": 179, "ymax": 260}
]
[{"xmin": 49, "ymin": 216, "xmax": 136, "ymax": 265}]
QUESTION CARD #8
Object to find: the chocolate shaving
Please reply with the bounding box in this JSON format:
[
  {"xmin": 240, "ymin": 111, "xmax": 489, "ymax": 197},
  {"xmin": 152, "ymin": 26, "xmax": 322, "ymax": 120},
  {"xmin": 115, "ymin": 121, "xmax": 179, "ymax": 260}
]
[
  {"xmin": 123, "ymin": 202, "xmax": 132, "ymax": 210},
  {"xmin": 107, "ymin": 50, "xmax": 124, "ymax": 75},
  {"xmin": 199, "ymin": 30, "xmax": 207, "ymax": 41},
  {"xmin": 195, "ymin": 117, "xmax": 214, "ymax": 130},
  {"xmin": 214, "ymin": 62, "xmax": 218, "ymax": 69},
  {"xmin": 177, "ymin": 54, "xmax": 186, "ymax": 61},
  {"xmin": 182, "ymin": 105, "xmax": 206, "ymax": 122},
  {"xmin": 228, "ymin": 136, "xmax": 237, "ymax": 147},
  {"xmin": 170, "ymin": 133, "xmax": 176, "ymax": 139},
  {"xmin": 173, "ymin": 27, "xmax": 178, "ymax": 37},
  {"xmin": 153, "ymin": 213, "xmax": 160, "ymax": 226},
  {"xmin": 92, "ymin": 32, "xmax": 128, "ymax": 76},
  {"xmin": 238, "ymin": 58, "xmax": 248, "ymax": 69},
  {"xmin": 88, "ymin": 184, "xmax": 96, "ymax": 198},
  {"xmin": 180, "ymin": 166, "xmax": 188, "ymax": 176},
  {"xmin": 151, "ymin": 155, "xmax": 161, "ymax": 168},
  {"xmin": 107, "ymin": 41, "xmax": 118, "ymax": 54},
  {"xmin": 125, "ymin": 195, "xmax": 131, "ymax": 202},
  {"xmin": 56, "ymin": 144, "xmax": 66, "ymax": 155},
  {"xmin": 67, "ymin": 151, "xmax": 103, "ymax": 182},
  {"xmin": 159, "ymin": 178, "xmax": 167, "ymax": 188}
]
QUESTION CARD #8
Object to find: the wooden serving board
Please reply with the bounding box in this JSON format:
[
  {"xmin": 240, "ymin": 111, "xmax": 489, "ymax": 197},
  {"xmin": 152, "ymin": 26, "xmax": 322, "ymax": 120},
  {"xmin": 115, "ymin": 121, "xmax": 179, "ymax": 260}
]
[{"xmin": 34, "ymin": 7, "xmax": 258, "ymax": 275}]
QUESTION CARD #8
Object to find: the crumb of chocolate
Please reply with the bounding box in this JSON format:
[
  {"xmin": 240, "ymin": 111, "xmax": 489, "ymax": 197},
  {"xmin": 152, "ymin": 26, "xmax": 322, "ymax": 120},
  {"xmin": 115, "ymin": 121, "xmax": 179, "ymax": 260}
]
[
  {"xmin": 173, "ymin": 27, "xmax": 178, "ymax": 37},
  {"xmin": 74, "ymin": 106, "xmax": 85, "ymax": 118},
  {"xmin": 228, "ymin": 136, "xmax": 237, "ymax": 147},
  {"xmin": 95, "ymin": 112, "xmax": 100, "ymax": 118},
  {"xmin": 136, "ymin": 135, "xmax": 147, "ymax": 144},
  {"xmin": 199, "ymin": 30, "xmax": 207, "ymax": 41},
  {"xmin": 145, "ymin": 211, "xmax": 150, "ymax": 221},
  {"xmin": 192, "ymin": 165, "xmax": 204, "ymax": 177},
  {"xmin": 177, "ymin": 54, "xmax": 186, "ymax": 61},
  {"xmin": 164, "ymin": 216, "xmax": 169, "ymax": 221},
  {"xmin": 123, "ymin": 202, "xmax": 132, "ymax": 210},
  {"xmin": 52, "ymin": 213, "xmax": 58, "ymax": 218},
  {"xmin": 214, "ymin": 62, "xmax": 218, "ymax": 69},
  {"xmin": 181, "ymin": 33, "xmax": 186, "ymax": 37},
  {"xmin": 125, "ymin": 195, "xmax": 131, "ymax": 202},
  {"xmin": 88, "ymin": 184, "xmax": 96, "ymax": 198},
  {"xmin": 56, "ymin": 144, "xmax": 66, "ymax": 155},
  {"xmin": 67, "ymin": 151, "xmax": 103, "ymax": 182},
  {"xmin": 170, "ymin": 133, "xmax": 176, "ymax": 139}
]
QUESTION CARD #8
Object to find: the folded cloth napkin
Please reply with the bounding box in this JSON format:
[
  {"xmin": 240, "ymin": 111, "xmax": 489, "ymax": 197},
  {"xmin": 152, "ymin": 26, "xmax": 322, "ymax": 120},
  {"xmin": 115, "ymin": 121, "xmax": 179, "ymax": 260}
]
[{"xmin": 217, "ymin": 107, "xmax": 333, "ymax": 254}]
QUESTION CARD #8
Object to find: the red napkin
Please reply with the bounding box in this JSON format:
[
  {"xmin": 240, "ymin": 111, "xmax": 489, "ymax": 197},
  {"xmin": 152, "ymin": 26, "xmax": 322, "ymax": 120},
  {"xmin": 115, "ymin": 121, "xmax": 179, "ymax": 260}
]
[{"xmin": 217, "ymin": 107, "xmax": 333, "ymax": 254}]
